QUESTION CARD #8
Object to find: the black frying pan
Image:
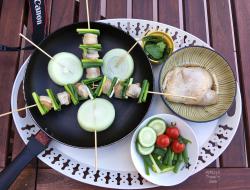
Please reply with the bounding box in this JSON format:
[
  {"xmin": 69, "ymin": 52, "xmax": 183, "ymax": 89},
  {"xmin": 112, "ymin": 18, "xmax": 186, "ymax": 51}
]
[{"xmin": 0, "ymin": 22, "xmax": 153, "ymax": 189}]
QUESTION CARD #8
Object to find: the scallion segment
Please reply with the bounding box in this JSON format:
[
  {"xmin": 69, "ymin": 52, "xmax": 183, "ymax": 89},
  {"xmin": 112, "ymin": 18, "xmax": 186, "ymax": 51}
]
[
  {"xmin": 94, "ymin": 76, "xmax": 107, "ymax": 97},
  {"xmin": 122, "ymin": 78, "xmax": 133, "ymax": 99},
  {"xmin": 32, "ymin": 92, "xmax": 48, "ymax": 115},
  {"xmin": 107, "ymin": 77, "xmax": 118, "ymax": 97},
  {"xmin": 46, "ymin": 89, "xmax": 61, "ymax": 111},
  {"xmin": 76, "ymin": 28, "xmax": 100, "ymax": 35},
  {"xmin": 82, "ymin": 76, "xmax": 103, "ymax": 85},
  {"xmin": 64, "ymin": 84, "xmax": 79, "ymax": 105},
  {"xmin": 138, "ymin": 80, "xmax": 148, "ymax": 103},
  {"xmin": 79, "ymin": 44, "xmax": 102, "ymax": 50}
]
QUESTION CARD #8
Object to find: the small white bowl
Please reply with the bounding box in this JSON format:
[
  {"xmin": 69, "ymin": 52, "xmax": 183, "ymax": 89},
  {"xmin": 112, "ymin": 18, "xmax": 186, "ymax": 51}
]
[{"xmin": 130, "ymin": 114, "xmax": 199, "ymax": 186}]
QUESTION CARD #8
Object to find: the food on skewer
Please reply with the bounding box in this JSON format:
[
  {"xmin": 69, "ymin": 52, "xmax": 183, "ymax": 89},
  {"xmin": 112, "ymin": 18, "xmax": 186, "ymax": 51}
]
[
  {"xmin": 77, "ymin": 29, "xmax": 102, "ymax": 79},
  {"xmin": 162, "ymin": 67, "xmax": 218, "ymax": 106},
  {"xmin": 31, "ymin": 76, "xmax": 150, "ymax": 116},
  {"xmin": 102, "ymin": 48, "xmax": 134, "ymax": 81},
  {"xmin": 48, "ymin": 52, "xmax": 83, "ymax": 86},
  {"xmin": 57, "ymin": 91, "xmax": 71, "ymax": 106},
  {"xmin": 77, "ymin": 98, "xmax": 115, "ymax": 132}
]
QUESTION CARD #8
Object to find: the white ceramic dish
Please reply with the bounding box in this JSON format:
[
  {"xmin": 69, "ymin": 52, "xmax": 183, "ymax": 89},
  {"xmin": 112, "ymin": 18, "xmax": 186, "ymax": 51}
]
[{"xmin": 130, "ymin": 114, "xmax": 199, "ymax": 186}]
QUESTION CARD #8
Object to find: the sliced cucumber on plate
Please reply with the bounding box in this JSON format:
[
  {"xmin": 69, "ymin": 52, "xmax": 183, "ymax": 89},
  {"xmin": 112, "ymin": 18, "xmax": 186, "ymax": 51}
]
[
  {"xmin": 137, "ymin": 143, "xmax": 154, "ymax": 155},
  {"xmin": 147, "ymin": 118, "xmax": 166, "ymax": 135},
  {"xmin": 138, "ymin": 127, "xmax": 157, "ymax": 148},
  {"xmin": 48, "ymin": 52, "xmax": 83, "ymax": 86}
]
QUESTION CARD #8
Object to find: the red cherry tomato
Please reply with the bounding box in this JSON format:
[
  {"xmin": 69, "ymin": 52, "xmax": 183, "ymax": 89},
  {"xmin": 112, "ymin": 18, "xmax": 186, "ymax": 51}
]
[
  {"xmin": 166, "ymin": 127, "xmax": 180, "ymax": 139},
  {"xmin": 156, "ymin": 135, "xmax": 170, "ymax": 148},
  {"xmin": 171, "ymin": 140, "xmax": 185, "ymax": 153}
]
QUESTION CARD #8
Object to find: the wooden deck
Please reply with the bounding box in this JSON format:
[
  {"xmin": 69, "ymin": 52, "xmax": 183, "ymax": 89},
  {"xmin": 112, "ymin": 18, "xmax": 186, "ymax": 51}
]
[{"xmin": 0, "ymin": 0, "xmax": 250, "ymax": 189}]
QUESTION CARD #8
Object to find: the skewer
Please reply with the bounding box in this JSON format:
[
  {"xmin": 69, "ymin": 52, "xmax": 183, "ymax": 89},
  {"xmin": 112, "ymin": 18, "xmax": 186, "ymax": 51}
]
[
  {"xmin": 19, "ymin": 33, "xmax": 54, "ymax": 60},
  {"xmin": 115, "ymin": 29, "xmax": 150, "ymax": 65},
  {"xmin": 19, "ymin": 33, "xmax": 73, "ymax": 74},
  {"xmin": 0, "ymin": 104, "xmax": 37, "ymax": 118},
  {"xmin": 147, "ymin": 91, "xmax": 197, "ymax": 100},
  {"xmin": 94, "ymin": 130, "xmax": 98, "ymax": 171},
  {"xmin": 85, "ymin": 0, "xmax": 98, "ymax": 171}
]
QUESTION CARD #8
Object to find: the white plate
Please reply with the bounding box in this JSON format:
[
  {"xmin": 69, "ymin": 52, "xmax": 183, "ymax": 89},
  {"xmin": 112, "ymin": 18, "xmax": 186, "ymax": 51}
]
[{"xmin": 131, "ymin": 114, "xmax": 199, "ymax": 186}]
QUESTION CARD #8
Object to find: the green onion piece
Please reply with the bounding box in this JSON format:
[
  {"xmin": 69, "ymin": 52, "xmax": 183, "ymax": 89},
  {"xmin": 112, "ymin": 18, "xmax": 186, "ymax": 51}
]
[
  {"xmin": 143, "ymin": 157, "xmax": 150, "ymax": 175},
  {"xmin": 173, "ymin": 153, "xmax": 183, "ymax": 173},
  {"xmin": 64, "ymin": 84, "xmax": 79, "ymax": 105},
  {"xmin": 82, "ymin": 63, "xmax": 103, "ymax": 68},
  {"xmin": 46, "ymin": 89, "xmax": 61, "ymax": 111},
  {"xmin": 153, "ymin": 148, "xmax": 167, "ymax": 157},
  {"xmin": 76, "ymin": 28, "xmax": 100, "ymax": 35},
  {"xmin": 180, "ymin": 136, "xmax": 192, "ymax": 144},
  {"xmin": 138, "ymin": 80, "xmax": 148, "ymax": 103},
  {"xmin": 142, "ymin": 81, "xmax": 149, "ymax": 102},
  {"xmin": 82, "ymin": 76, "xmax": 103, "ymax": 85},
  {"xmin": 81, "ymin": 59, "xmax": 103, "ymax": 64},
  {"xmin": 163, "ymin": 148, "xmax": 171, "ymax": 165},
  {"xmin": 79, "ymin": 44, "xmax": 102, "ymax": 50},
  {"xmin": 122, "ymin": 78, "xmax": 133, "ymax": 99},
  {"xmin": 94, "ymin": 76, "xmax": 107, "ymax": 97},
  {"xmin": 107, "ymin": 77, "xmax": 118, "ymax": 97},
  {"xmin": 183, "ymin": 148, "xmax": 189, "ymax": 164},
  {"xmin": 167, "ymin": 151, "xmax": 175, "ymax": 167},
  {"xmin": 32, "ymin": 92, "xmax": 48, "ymax": 115}
]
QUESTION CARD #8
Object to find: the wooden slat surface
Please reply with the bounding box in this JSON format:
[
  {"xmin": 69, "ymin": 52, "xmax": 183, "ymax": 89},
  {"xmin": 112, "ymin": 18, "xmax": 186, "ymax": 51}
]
[
  {"xmin": 35, "ymin": 168, "xmax": 250, "ymax": 190},
  {"xmin": 233, "ymin": 0, "xmax": 250, "ymax": 165},
  {"xmin": 79, "ymin": 0, "xmax": 101, "ymax": 22},
  {"xmin": 106, "ymin": 0, "xmax": 127, "ymax": 18},
  {"xmin": 0, "ymin": 0, "xmax": 26, "ymax": 168},
  {"xmin": 158, "ymin": 0, "xmax": 180, "ymax": 28},
  {"xmin": 49, "ymin": 0, "xmax": 76, "ymax": 33},
  {"xmin": 132, "ymin": 0, "xmax": 153, "ymax": 19},
  {"xmin": 207, "ymin": 0, "xmax": 247, "ymax": 167}
]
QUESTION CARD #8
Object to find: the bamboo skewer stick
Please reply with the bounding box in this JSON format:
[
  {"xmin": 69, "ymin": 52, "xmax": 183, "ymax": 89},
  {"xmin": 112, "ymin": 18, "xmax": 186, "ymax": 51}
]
[
  {"xmin": 0, "ymin": 104, "xmax": 37, "ymax": 118},
  {"xmin": 94, "ymin": 130, "xmax": 98, "ymax": 171},
  {"xmin": 85, "ymin": 0, "xmax": 98, "ymax": 171},
  {"xmin": 115, "ymin": 30, "xmax": 150, "ymax": 66},
  {"xmin": 19, "ymin": 33, "xmax": 54, "ymax": 60},
  {"xmin": 19, "ymin": 33, "xmax": 73, "ymax": 74},
  {"xmin": 85, "ymin": 0, "xmax": 90, "ymax": 29},
  {"xmin": 147, "ymin": 91, "xmax": 197, "ymax": 100}
]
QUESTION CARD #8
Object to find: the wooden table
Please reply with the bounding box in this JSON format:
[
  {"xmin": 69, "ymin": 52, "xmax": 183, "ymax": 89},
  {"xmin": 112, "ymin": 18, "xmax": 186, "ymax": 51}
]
[{"xmin": 0, "ymin": 0, "xmax": 249, "ymax": 189}]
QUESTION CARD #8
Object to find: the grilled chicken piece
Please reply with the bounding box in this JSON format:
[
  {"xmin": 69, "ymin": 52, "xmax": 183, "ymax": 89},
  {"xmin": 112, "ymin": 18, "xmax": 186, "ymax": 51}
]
[
  {"xmin": 82, "ymin": 33, "xmax": 98, "ymax": 45},
  {"xmin": 83, "ymin": 49, "xmax": 99, "ymax": 60},
  {"xmin": 114, "ymin": 82, "xmax": 123, "ymax": 99},
  {"xmin": 40, "ymin": 96, "xmax": 52, "ymax": 110},
  {"xmin": 86, "ymin": 67, "xmax": 101, "ymax": 79},
  {"xmin": 102, "ymin": 78, "xmax": 112, "ymax": 95},
  {"xmin": 57, "ymin": 91, "xmax": 71, "ymax": 105},
  {"xmin": 75, "ymin": 83, "xmax": 89, "ymax": 99},
  {"xmin": 126, "ymin": 83, "xmax": 141, "ymax": 98},
  {"xmin": 162, "ymin": 67, "xmax": 218, "ymax": 106}
]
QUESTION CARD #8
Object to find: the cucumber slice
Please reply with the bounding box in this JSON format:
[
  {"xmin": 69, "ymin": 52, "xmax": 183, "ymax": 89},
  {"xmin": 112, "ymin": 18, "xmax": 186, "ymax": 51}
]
[
  {"xmin": 102, "ymin": 49, "xmax": 134, "ymax": 81},
  {"xmin": 147, "ymin": 118, "xmax": 166, "ymax": 135},
  {"xmin": 138, "ymin": 127, "xmax": 157, "ymax": 148},
  {"xmin": 137, "ymin": 143, "xmax": 154, "ymax": 155},
  {"xmin": 48, "ymin": 52, "xmax": 83, "ymax": 86},
  {"xmin": 77, "ymin": 98, "xmax": 115, "ymax": 132}
]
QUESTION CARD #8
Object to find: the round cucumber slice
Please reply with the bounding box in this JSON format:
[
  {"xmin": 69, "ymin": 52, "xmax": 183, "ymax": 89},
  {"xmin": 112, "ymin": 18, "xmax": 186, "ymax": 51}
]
[
  {"xmin": 136, "ymin": 143, "xmax": 154, "ymax": 155},
  {"xmin": 77, "ymin": 98, "xmax": 115, "ymax": 132},
  {"xmin": 147, "ymin": 118, "xmax": 166, "ymax": 135},
  {"xmin": 102, "ymin": 48, "xmax": 134, "ymax": 81},
  {"xmin": 48, "ymin": 52, "xmax": 83, "ymax": 86},
  {"xmin": 138, "ymin": 127, "xmax": 157, "ymax": 147}
]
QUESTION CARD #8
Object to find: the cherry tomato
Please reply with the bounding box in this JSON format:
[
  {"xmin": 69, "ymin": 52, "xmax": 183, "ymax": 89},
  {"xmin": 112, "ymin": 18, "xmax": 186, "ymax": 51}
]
[
  {"xmin": 171, "ymin": 140, "xmax": 185, "ymax": 153},
  {"xmin": 166, "ymin": 127, "xmax": 180, "ymax": 139},
  {"xmin": 156, "ymin": 135, "xmax": 170, "ymax": 148}
]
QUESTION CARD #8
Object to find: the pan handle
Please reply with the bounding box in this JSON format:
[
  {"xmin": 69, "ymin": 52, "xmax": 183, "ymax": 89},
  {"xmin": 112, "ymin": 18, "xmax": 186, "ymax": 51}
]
[{"xmin": 0, "ymin": 136, "xmax": 47, "ymax": 190}]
